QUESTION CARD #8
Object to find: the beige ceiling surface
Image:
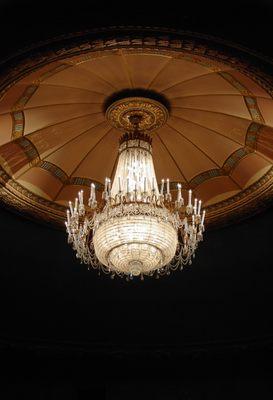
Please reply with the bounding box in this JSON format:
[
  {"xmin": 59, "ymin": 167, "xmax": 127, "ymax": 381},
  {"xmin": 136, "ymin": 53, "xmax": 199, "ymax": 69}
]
[{"xmin": 0, "ymin": 49, "xmax": 273, "ymax": 222}]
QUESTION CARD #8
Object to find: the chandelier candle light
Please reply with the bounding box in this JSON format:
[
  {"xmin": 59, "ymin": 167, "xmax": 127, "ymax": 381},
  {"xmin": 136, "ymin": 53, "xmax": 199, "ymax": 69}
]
[{"xmin": 65, "ymin": 95, "xmax": 205, "ymax": 280}]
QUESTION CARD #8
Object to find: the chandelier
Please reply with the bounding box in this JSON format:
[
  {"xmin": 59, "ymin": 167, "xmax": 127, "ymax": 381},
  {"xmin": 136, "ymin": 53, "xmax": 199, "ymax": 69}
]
[{"xmin": 65, "ymin": 94, "xmax": 205, "ymax": 280}]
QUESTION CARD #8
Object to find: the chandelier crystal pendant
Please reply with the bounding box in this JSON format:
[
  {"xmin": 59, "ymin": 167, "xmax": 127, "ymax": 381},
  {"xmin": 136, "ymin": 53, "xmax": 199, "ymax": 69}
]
[{"xmin": 65, "ymin": 95, "xmax": 205, "ymax": 280}]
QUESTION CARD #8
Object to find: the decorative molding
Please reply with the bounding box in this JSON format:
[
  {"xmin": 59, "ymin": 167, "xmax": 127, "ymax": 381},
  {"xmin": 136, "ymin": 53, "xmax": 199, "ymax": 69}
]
[
  {"xmin": 190, "ymin": 169, "xmax": 224, "ymax": 188},
  {"xmin": 106, "ymin": 96, "xmax": 169, "ymax": 133},
  {"xmin": 219, "ymin": 71, "xmax": 265, "ymax": 123},
  {"xmin": 244, "ymin": 96, "xmax": 265, "ymax": 123},
  {"xmin": 245, "ymin": 122, "xmax": 263, "ymax": 149},
  {"xmin": 222, "ymin": 147, "xmax": 252, "ymax": 174},
  {"xmin": 0, "ymin": 165, "xmax": 66, "ymax": 226},
  {"xmin": 11, "ymin": 110, "xmax": 24, "ymax": 139},
  {"xmin": 12, "ymin": 84, "xmax": 38, "ymax": 111},
  {"xmin": 1, "ymin": 30, "xmax": 273, "ymax": 102},
  {"xmin": 38, "ymin": 160, "xmax": 68, "ymax": 183},
  {"xmin": 8, "ymin": 65, "xmax": 72, "ymax": 141},
  {"xmin": 16, "ymin": 137, "xmax": 40, "ymax": 166},
  {"xmin": 189, "ymin": 148, "xmax": 252, "ymax": 189},
  {"xmin": 188, "ymin": 120, "xmax": 270, "ymax": 190}
]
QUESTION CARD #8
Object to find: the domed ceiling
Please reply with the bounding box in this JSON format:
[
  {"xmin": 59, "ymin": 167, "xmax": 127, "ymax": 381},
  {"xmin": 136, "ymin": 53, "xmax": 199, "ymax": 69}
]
[{"xmin": 1, "ymin": 29, "xmax": 273, "ymax": 227}]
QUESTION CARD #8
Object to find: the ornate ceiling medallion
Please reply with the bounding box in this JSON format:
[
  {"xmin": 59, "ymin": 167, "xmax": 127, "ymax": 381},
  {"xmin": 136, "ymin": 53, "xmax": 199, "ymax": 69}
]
[{"xmin": 105, "ymin": 96, "xmax": 169, "ymax": 133}]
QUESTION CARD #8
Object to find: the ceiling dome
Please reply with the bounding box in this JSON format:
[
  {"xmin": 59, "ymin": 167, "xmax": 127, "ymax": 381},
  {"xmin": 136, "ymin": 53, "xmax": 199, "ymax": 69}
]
[{"xmin": 1, "ymin": 28, "xmax": 273, "ymax": 227}]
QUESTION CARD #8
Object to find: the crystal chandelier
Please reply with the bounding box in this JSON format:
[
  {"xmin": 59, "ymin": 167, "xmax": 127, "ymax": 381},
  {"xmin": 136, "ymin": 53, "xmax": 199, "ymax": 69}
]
[{"xmin": 65, "ymin": 95, "xmax": 205, "ymax": 280}]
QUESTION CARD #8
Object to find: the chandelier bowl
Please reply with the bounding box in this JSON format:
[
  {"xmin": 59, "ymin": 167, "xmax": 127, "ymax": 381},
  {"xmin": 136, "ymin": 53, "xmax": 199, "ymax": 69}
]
[{"xmin": 93, "ymin": 213, "xmax": 178, "ymax": 275}]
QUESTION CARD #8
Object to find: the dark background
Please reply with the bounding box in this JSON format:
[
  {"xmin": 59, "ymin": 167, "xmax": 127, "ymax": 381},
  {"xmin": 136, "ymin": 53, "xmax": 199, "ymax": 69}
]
[{"xmin": 1, "ymin": 0, "xmax": 273, "ymax": 398}]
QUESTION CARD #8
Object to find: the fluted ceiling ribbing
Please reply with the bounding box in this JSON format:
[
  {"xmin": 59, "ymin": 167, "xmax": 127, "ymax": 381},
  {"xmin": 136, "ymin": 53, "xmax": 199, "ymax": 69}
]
[{"xmin": 1, "ymin": 30, "xmax": 273, "ymax": 226}]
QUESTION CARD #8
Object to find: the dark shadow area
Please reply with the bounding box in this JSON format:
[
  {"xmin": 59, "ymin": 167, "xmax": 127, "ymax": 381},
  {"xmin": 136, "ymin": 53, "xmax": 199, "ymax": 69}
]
[
  {"xmin": 0, "ymin": 0, "xmax": 272, "ymax": 59},
  {"xmin": 1, "ymin": 202, "xmax": 273, "ymax": 396}
]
